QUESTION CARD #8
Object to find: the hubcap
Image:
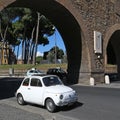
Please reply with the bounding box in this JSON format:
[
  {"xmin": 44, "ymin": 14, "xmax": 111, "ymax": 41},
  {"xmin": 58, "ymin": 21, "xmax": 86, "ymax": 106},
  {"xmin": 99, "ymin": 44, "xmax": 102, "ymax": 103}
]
[
  {"xmin": 47, "ymin": 101, "xmax": 53, "ymax": 111},
  {"xmin": 18, "ymin": 96, "xmax": 23, "ymax": 104}
]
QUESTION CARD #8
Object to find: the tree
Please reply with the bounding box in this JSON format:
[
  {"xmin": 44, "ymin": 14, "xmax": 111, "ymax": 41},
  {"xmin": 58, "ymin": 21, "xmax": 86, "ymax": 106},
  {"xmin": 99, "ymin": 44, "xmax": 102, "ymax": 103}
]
[
  {"xmin": 0, "ymin": 8, "xmax": 22, "ymax": 64},
  {"xmin": 50, "ymin": 46, "xmax": 64, "ymax": 59},
  {"xmin": 0, "ymin": 7, "xmax": 55, "ymax": 64},
  {"xmin": 47, "ymin": 46, "xmax": 64, "ymax": 63},
  {"xmin": 13, "ymin": 8, "xmax": 55, "ymax": 64},
  {"xmin": 36, "ymin": 56, "xmax": 43, "ymax": 64},
  {"xmin": 47, "ymin": 52, "xmax": 55, "ymax": 63}
]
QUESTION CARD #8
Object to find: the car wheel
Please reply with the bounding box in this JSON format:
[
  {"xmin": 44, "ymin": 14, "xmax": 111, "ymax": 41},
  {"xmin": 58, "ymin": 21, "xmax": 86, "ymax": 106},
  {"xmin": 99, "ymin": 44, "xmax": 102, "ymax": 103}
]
[
  {"xmin": 17, "ymin": 94, "xmax": 25, "ymax": 105},
  {"xmin": 46, "ymin": 99, "xmax": 56, "ymax": 112}
]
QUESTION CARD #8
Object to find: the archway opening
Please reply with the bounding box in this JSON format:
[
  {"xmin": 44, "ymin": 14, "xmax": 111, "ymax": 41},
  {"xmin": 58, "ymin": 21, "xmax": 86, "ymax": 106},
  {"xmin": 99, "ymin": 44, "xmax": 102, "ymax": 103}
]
[
  {"xmin": 106, "ymin": 30, "xmax": 120, "ymax": 81},
  {"xmin": 0, "ymin": 0, "xmax": 86, "ymax": 84},
  {"xmin": 107, "ymin": 40, "xmax": 116, "ymax": 65}
]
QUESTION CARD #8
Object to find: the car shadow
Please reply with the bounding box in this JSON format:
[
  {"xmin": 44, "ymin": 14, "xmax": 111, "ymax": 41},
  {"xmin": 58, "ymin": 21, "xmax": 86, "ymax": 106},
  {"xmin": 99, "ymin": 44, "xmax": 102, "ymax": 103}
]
[
  {"xmin": 28, "ymin": 101, "xmax": 83, "ymax": 113},
  {"xmin": 58, "ymin": 101, "xmax": 84, "ymax": 112},
  {"xmin": 0, "ymin": 77, "xmax": 23, "ymax": 100}
]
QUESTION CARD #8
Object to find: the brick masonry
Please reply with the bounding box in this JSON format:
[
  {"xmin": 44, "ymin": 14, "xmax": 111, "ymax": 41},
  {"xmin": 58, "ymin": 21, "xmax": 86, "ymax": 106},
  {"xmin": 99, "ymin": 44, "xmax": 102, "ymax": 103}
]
[{"xmin": 0, "ymin": 0, "xmax": 120, "ymax": 84}]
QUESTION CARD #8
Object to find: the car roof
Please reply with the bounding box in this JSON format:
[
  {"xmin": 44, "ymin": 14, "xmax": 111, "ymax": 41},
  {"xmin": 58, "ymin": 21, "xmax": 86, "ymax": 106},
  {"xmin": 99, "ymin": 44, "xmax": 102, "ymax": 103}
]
[{"xmin": 25, "ymin": 74, "xmax": 57, "ymax": 78}]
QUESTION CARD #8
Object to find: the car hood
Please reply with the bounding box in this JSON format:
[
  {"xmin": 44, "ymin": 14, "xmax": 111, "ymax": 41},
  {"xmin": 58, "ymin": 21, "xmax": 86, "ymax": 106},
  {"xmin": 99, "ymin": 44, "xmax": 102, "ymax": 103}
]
[{"xmin": 46, "ymin": 85, "xmax": 73, "ymax": 94}]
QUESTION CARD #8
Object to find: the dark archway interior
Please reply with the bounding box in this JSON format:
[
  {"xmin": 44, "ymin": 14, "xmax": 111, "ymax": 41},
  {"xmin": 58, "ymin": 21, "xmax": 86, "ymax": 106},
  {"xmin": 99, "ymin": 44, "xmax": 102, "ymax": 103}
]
[
  {"xmin": 8, "ymin": 0, "xmax": 82, "ymax": 84},
  {"xmin": 107, "ymin": 41, "xmax": 116, "ymax": 65},
  {"xmin": 107, "ymin": 30, "xmax": 120, "ymax": 79}
]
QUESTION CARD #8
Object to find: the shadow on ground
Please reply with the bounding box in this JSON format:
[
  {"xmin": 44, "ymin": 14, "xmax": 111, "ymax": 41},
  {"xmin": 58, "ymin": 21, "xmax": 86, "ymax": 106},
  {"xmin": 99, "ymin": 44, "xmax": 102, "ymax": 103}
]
[
  {"xmin": 58, "ymin": 101, "xmax": 83, "ymax": 112},
  {"xmin": 106, "ymin": 73, "xmax": 120, "ymax": 82},
  {"xmin": 0, "ymin": 77, "xmax": 23, "ymax": 99},
  {"xmin": 29, "ymin": 101, "xmax": 83, "ymax": 112}
]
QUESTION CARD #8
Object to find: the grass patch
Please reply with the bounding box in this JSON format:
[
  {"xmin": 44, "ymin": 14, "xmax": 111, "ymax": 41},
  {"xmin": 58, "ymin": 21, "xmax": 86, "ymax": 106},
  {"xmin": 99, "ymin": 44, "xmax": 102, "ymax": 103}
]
[{"xmin": 0, "ymin": 64, "xmax": 67, "ymax": 71}]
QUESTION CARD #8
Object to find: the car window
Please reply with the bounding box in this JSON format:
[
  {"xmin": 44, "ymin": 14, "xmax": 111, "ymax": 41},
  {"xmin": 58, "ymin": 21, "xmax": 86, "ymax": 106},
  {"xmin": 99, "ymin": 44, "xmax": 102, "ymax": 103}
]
[
  {"xmin": 29, "ymin": 70, "xmax": 33, "ymax": 73},
  {"xmin": 49, "ymin": 69, "xmax": 52, "ymax": 73},
  {"xmin": 37, "ymin": 70, "xmax": 43, "ymax": 73},
  {"xmin": 43, "ymin": 76, "xmax": 62, "ymax": 86},
  {"xmin": 53, "ymin": 69, "xmax": 56, "ymax": 73},
  {"xmin": 22, "ymin": 78, "xmax": 29, "ymax": 86},
  {"xmin": 30, "ymin": 78, "xmax": 42, "ymax": 87},
  {"xmin": 57, "ymin": 69, "xmax": 66, "ymax": 73},
  {"xmin": 34, "ymin": 70, "xmax": 39, "ymax": 73},
  {"xmin": 29, "ymin": 70, "xmax": 35, "ymax": 73}
]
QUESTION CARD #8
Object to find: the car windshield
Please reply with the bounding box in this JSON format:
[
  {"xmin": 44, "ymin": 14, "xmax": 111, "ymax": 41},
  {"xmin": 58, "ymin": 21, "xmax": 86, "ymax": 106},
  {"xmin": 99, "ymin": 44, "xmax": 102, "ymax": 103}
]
[
  {"xmin": 57, "ymin": 69, "xmax": 66, "ymax": 73},
  {"xmin": 34, "ymin": 70, "xmax": 39, "ymax": 73},
  {"xmin": 43, "ymin": 76, "xmax": 63, "ymax": 87},
  {"xmin": 28, "ymin": 70, "xmax": 38, "ymax": 73},
  {"xmin": 28, "ymin": 70, "xmax": 43, "ymax": 74},
  {"xmin": 37, "ymin": 70, "xmax": 44, "ymax": 73}
]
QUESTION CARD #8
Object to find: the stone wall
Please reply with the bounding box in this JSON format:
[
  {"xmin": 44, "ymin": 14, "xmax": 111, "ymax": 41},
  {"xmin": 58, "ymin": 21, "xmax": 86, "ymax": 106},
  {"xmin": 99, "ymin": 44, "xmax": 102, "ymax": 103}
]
[
  {"xmin": 0, "ymin": 0, "xmax": 120, "ymax": 83},
  {"xmin": 69, "ymin": 0, "xmax": 120, "ymax": 82}
]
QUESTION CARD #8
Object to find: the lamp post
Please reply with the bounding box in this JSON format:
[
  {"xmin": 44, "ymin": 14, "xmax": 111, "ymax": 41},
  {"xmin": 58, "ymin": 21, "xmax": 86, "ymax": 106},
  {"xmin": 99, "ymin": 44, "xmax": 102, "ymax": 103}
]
[{"xmin": 54, "ymin": 30, "xmax": 57, "ymax": 64}]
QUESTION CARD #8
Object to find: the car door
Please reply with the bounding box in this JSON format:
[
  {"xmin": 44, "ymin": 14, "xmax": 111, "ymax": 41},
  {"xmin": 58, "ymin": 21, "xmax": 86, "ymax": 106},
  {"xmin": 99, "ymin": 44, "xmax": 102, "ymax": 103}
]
[
  {"xmin": 20, "ymin": 78, "xmax": 31, "ymax": 102},
  {"xmin": 28, "ymin": 78, "xmax": 44, "ymax": 105}
]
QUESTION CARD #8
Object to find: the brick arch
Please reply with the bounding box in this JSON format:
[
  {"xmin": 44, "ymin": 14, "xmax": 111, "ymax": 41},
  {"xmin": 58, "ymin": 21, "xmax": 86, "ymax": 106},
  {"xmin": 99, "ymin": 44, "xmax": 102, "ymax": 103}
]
[
  {"xmin": 104, "ymin": 24, "xmax": 120, "ymax": 50},
  {"xmin": 0, "ymin": 0, "xmax": 91, "ymax": 83},
  {"xmin": 104, "ymin": 24, "xmax": 120, "ymax": 64},
  {"xmin": 104, "ymin": 24, "xmax": 120, "ymax": 75}
]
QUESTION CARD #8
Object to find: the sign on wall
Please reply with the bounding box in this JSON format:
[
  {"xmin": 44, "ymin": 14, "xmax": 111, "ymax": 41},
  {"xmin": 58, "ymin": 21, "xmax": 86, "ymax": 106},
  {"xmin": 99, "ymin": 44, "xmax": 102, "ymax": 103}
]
[{"xmin": 94, "ymin": 31, "xmax": 102, "ymax": 54}]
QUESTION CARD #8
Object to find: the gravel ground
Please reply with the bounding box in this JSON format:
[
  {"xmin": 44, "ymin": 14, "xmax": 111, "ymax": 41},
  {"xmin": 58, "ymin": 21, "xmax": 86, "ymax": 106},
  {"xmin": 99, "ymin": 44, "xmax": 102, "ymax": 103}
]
[{"xmin": 0, "ymin": 103, "xmax": 44, "ymax": 120}]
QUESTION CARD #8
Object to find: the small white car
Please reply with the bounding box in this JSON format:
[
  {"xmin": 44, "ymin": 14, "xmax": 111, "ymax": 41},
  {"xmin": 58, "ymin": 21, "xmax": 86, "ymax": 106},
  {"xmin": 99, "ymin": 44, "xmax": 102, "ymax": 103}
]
[
  {"xmin": 15, "ymin": 75, "xmax": 78, "ymax": 112},
  {"xmin": 26, "ymin": 68, "xmax": 44, "ymax": 76}
]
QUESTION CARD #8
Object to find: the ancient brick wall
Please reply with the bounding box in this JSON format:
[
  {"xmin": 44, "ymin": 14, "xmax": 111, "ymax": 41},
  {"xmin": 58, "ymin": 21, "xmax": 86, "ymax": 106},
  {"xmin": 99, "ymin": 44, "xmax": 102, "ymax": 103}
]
[
  {"xmin": 71, "ymin": 0, "xmax": 120, "ymax": 36},
  {"xmin": 68, "ymin": 0, "xmax": 120, "ymax": 82},
  {"xmin": 0, "ymin": 0, "xmax": 120, "ymax": 83},
  {"xmin": 71, "ymin": 0, "xmax": 120, "ymax": 67}
]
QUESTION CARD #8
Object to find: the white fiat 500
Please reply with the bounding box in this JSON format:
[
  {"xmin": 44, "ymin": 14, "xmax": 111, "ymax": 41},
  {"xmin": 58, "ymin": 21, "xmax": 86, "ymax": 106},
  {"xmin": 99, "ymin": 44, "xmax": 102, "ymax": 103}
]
[{"xmin": 15, "ymin": 74, "xmax": 78, "ymax": 112}]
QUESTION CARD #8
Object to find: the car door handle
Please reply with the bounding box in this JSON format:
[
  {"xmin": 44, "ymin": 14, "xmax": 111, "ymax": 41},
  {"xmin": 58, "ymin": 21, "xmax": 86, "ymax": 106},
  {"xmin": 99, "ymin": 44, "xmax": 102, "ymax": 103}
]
[{"xmin": 28, "ymin": 88, "xmax": 31, "ymax": 90}]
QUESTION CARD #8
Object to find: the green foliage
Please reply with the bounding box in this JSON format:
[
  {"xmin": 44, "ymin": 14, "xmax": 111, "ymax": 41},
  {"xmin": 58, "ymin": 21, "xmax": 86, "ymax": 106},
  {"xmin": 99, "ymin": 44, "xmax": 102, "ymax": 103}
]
[
  {"xmin": 0, "ymin": 7, "xmax": 55, "ymax": 64},
  {"xmin": 12, "ymin": 21, "xmax": 24, "ymax": 38},
  {"xmin": 38, "ymin": 36, "xmax": 49, "ymax": 46},
  {"xmin": 0, "ymin": 63, "xmax": 67, "ymax": 71},
  {"xmin": 39, "ymin": 15, "xmax": 55, "ymax": 36},
  {"xmin": 49, "ymin": 46, "xmax": 64, "ymax": 59},
  {"xmin": 47, "ymin": 46, "xmax": 65, "ymax": 63},
  {"xmin": 47, "ymin": 52, "xmax": 55, "ymax": 63},
  {"xmin": 36, "ymin": 56, "xmax": 43, "ymax": 64}
]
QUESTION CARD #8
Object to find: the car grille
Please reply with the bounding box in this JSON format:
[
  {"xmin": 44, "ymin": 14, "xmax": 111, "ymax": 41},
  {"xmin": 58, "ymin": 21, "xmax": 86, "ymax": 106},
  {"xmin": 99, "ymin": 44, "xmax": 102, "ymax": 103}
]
[{"xmin": 63, "ymin": 91, "xmax": 76, "ymax": 100}]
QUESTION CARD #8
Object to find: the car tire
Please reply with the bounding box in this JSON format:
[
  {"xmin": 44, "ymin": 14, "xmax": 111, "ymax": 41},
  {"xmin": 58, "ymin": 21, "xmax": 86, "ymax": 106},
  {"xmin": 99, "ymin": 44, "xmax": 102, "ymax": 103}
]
[
  {"xmin": 17, "ymin": 94, "xmax": 25, "ymax": 105},
  {"xmin": 45, "ymin": 99, "xmax": 56, "ymax": 112}
]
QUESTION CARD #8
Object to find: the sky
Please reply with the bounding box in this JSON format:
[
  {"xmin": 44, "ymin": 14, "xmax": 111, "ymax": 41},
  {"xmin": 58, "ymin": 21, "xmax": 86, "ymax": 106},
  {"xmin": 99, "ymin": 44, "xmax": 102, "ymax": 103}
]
[
  {"xmin": 15, "ymin": 29, "xmax": 66, "ymax": 59},
  {"xmin": 37, "ymin": 29, "xmax": 66, "ymax": 56}
]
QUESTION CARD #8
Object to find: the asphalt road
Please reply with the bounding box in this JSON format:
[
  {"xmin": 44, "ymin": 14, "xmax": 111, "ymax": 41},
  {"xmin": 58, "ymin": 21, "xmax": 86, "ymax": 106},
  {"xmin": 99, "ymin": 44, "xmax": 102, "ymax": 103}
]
[
  {"xmin": 68, "ymin": 85, "xmax": 120, "ymax": 120},
  {"xmin": 0, "ymin": 77, "xmax": 120, "ymax": 120}
]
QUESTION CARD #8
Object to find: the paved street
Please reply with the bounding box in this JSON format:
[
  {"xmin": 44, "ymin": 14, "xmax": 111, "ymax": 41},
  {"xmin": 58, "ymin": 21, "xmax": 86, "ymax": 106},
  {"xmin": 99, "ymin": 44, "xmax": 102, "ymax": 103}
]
[
  {"xmin": 0, "ymin": 77, "xmax": 120, "ymax": 120},
  {"xmin": 70, "ymin": 85, "xmax": 120, "ymax": 120},
  {"xmin": 0, "ymin": 102, "xmax": 44, "ymax": 120}
]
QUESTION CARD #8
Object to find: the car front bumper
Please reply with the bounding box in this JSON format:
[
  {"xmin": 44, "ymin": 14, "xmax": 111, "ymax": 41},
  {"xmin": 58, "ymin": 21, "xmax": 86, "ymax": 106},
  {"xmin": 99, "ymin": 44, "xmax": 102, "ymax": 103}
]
[{"xmin": 56, "ymin": 96, "xmax": 78, "ymax": 106}]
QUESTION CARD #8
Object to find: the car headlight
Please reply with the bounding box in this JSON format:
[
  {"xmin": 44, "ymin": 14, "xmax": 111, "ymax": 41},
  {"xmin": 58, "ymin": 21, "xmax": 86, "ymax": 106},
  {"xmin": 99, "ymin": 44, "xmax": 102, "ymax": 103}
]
[
  {"xmin": 74, "ymin": 91, "xmax": 77, "ymax": 96},
  {"xmin": 59, "ymin": 94, "xmax": 63, "ymax": 100}
]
